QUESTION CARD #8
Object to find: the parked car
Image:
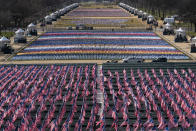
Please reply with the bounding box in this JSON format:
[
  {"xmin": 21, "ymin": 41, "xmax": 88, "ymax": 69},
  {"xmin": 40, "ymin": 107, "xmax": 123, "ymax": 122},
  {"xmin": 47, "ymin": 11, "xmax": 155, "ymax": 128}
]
[
  {"xmin": 76, "ymin": 24, "xmax": 86, "ymax": 30},
  {"xmin": 123, "ymin": 57, "xmax": 144, "ymax": 63},
  {"xmin": 152, "ymin": 58, "xmax": 167, "ymax": 62}
]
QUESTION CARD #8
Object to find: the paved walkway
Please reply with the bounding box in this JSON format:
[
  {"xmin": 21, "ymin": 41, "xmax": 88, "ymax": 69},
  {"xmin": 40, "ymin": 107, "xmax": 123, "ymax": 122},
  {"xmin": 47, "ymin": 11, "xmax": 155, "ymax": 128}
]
[
  {"xmin": 0, "ymin": 36, "xmax": 39, "ymax": 62},
  {"xmin": 0, "ymin": 60, "xmax": 107, "ymax": 65}
]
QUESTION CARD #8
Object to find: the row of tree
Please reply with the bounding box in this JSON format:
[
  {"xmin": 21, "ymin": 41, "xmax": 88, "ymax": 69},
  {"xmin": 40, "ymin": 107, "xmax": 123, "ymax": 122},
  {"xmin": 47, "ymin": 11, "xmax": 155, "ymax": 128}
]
[
  {"xmin": 0, "ymin": 0, "xmax": 195, "ymax": 32},
  {"xmin": 0, "ymin": 0, "xmax": 77, "ymax": 32},
  {"xmin": 118, "ymin": 0, "xmax": 196, "ymax": 32}
]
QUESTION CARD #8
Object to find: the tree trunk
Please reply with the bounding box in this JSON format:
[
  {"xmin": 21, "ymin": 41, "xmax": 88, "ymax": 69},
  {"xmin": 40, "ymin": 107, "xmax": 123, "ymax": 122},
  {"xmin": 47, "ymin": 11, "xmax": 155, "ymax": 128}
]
[
  {"xmin": 162, "ymin": 10, "xmax": 165, "ymax": 19},
  {"xmin": 158, "ymin": 9, "xmax": 161, "ymax": 17},
  {"xmin": 195, "ymin": 23, "xmax": 196, "ymax": 32},
  {"xmin": 151, "ymin": 8, "xmax": 155, "ymax": 15}
]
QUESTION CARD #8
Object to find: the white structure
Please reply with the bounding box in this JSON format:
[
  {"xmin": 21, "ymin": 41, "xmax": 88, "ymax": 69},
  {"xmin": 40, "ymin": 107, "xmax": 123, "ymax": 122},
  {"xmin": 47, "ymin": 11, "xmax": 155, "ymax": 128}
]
[
  {"xmin": 130, "ymin": 7, "xmax": 135, "ymax": 14},
  {"xmin": 134, "ymin": 9, "xmax": 138, "ymax": 15},
  {"xmin": 55, "ymin": 11, "xmax": 60, "ymax": 18},
  {"xmin": 45, "ymin": 15, "xmax": 52, "ymax": 24},
  {"xmin": 15, "ymin": 28, "xmax": 25, "ymax": 36},
  {"xmin": 142, "ymin": 12, "xmax": 148, "ymax": 21},
  {"xmin": 164, "ymin": 17, "xmax": 175, "ymax": 24},
  {"xmin": 192, "ymin": 37, "xmax": 196, "ymax": 44},
  {"xmin": 191, "ymin": 37, "xmax": 196, "ymax": 52},
  {"xmin": 14, "ymin": 28, "xmax": 26, "ymax": 43},
  {"xmin": 138, "ymin": 10, "xmax": 143, "ymax": 18},
  {"xmin": 28, "ymin": 23, "xmax": 36, "ymax": 30},
  {"xmin": 165, "ymin": 23, "xmax": 173, "ymax": 30},
  {"xmin": 27, "ymin": 23, "xmax": 37, "ymax": 36},
  {"xmin": 50, "ymin": 13, "xmax": 57, "ymax": 21},
  {"xmin": 119, "ymin": 3, "xmax": 135, "ymax": 14},
  {"xmin": 59, "ymin": 9, "xmax": 64, "ymax": 16},
  {"xmin": 46, "ymin": 3, "xmax": 79, "ymax": 21},
  {"xmin": 176, "ymin": 28, "xmax": 186, "ymax": 37},
  {"xmin": 61, "ymin": 3, "xmax": 79, "ymax": 14},
  {"xmin": 163, "ymin": 23, "xmax": 174, "ymax": 35},
  {"xmin": 0, "ymin": 36, "xmax": 10, "ymax": 49},
  {"xmin": 147, "ymin": 15, "xmax": 154, "ymax": 24},
  {"xmin": 175, "ymin": 28, "xmax": 187, "ymax": 42}
]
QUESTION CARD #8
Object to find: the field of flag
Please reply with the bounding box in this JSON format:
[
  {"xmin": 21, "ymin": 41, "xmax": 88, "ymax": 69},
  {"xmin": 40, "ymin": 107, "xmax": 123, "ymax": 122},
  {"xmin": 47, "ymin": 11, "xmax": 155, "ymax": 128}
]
[
  {"xmin": 67, "ymin": 8, "xmax": 131, "ymax": 17},
  {"xmin": 0, "ymin": 64, "xmax": 97, "ymax": 130},
  {"xmin": 12, "ymin": 31, "xmax": 189, "ymax": 61},
  {"xmin": 101, "ymin": 63, "xmax": 196, "ymax": 130},
  {"xmin": 0, "ymin": 63, "xmax": 195, "ymax": 130},
  {"xmin": 55, "ymin": 6, "xmax": 143, "ymax": 28}
]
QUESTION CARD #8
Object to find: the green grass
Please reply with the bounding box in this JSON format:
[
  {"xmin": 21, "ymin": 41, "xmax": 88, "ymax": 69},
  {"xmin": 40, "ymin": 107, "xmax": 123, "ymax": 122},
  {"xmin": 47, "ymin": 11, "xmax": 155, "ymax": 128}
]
[
  {"xmin": 174, "ymin": 22, "xmax": 196, "ymax": 37},
  {"xmin": 123, "ymin": 18, "xmax": 145, "ymax": 27},
  {"xmin": 0, "ymin": 32, "xmax": 14, "ymax": 39},
  {"xmin": 174, "ymin": 22, "xmax": 190, "ymax": 27},
  {"xmin": 188, "ymin": 32, "xmax": 196, "ymax": 37}
]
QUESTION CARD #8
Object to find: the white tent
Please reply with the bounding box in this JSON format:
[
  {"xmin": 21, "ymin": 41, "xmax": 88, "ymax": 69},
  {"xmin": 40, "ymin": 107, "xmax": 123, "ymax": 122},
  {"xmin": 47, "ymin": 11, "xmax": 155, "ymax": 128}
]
[
  {"xmin": 15, "ymin": 28, "xmax": 25, "ymax": 36},
  {"xmin": 165, "ymin": 23, "xmax": 173, "ymax": 30},
  {"xmin": 176, "ymin": 28, "xmax": 186, "ymax": 36},
  {"xmin": 130, "ymin": 7, "xmax": 135, "ymax": 13},
  {"xmin": 138, "ymin": 10, "xmax": 143, "ymax": 18},
  {"xmin": 53, "ymin": 3, "xmax": 78, "ymax": 17},
  {"xmin": 147, "ymin": 15, "xmax": 154, "ymax": 24},
  {"xmin": 192, "ymin": 37, "xmax": 196, "ymax": 45},
  {"xmin": 27, "ymin": 23, "xmax": 36, "ymax": 30},
  {"xmin": 134, "ymin": 9, "xmax": 138, "ymax": 15},
  {"xmin": 148, "ymin": 15, "xmax": 154, "ymax": 19},
  {"xmin": 138, "ymin": 10, "xmax": 143, "ymax": 15},
  {"xmin": 28, "ymin": 23, "xmax": 36, "ymax": 28},
  {"xmin": 14, "ymin": 28, "xmax": 26, "ymax": 43},
  {"xmin": 191, "ymin": 37, "xmax": 196, "ymax": 52},
  {"xmin": 174, "ymin": 27, "xmax": 187, "ymax": 42},
  {"xmin": 142, "ymin": 12, "xmax": 148, "ymax": 20},
  {"xmin": 0, "ymin": 36, "xmax": 10, "ymax": 48},
  {"xmin": 143, "ymin": 12, "xmax": 147, "ymax": 15},
  {"xmin": 55, "ymin": 11, "xmax": 60, "ymax": 17},
  {"xmin": 45, "ymin": 15, "xmax": 52, "ymax": 22},
  {"xmin": 27, "ymin": 23, "xmax": 37, "ymax": 36},
  {"xmin": 51, "ymin": 13, "xmax": 57, "ymax": 20},
  {"xmin": 45, "ymin": 15, "xmax": 52, "ymax": 24},
  {"xmin": 176, "ymin": 28, "xmax": 184, "ymax": 32},
  {"xmin": 0, "ymin": 36, "xmax": 10, "ymax": 42},
  {"xmin": 59, "ymin": 9, "xmax": 64, "ymax": 15}
]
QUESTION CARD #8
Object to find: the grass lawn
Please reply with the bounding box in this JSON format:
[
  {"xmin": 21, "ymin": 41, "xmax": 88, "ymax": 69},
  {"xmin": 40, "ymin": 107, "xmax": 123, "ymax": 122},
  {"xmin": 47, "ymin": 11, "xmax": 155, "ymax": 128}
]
[
  {"xmin": 0, "ymin": 32, "xmax": 14, "ymax": 39},
  {"xmin": 188, "ymin": 32, "xmax": 196, "ymax": 37},
  {"xmin": 174, "ymin": 22, "xmax": 196, "ymax": 37}
]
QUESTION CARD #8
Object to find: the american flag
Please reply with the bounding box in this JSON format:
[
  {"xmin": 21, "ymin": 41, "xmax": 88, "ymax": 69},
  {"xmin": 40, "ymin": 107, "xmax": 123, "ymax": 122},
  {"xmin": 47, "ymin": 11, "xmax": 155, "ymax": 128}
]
[
  {"xmin": 133, "ymin": 115, "xmax": 141, "ymax": 131},
  {"xmin": 157, "ymin": 111, "xmax": 166, "ymax": 129},
  {"xmin": 20, "ymin": 119, "xmax": 28, "ymax": 131},
  {"xmin": 144, "ymin": 118, "xmax": 154, "ymax": 129},
  {"xmin": 50, "ymin": 120, "xmax": 58, "ymax": 131}
]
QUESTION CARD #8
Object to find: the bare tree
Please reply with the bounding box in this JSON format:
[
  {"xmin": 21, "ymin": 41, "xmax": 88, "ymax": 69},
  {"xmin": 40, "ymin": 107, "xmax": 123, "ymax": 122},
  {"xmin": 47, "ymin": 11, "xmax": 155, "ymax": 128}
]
[{"xmin": 0, "ymin": 0, "xmax": 78, "ymax": 30}]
